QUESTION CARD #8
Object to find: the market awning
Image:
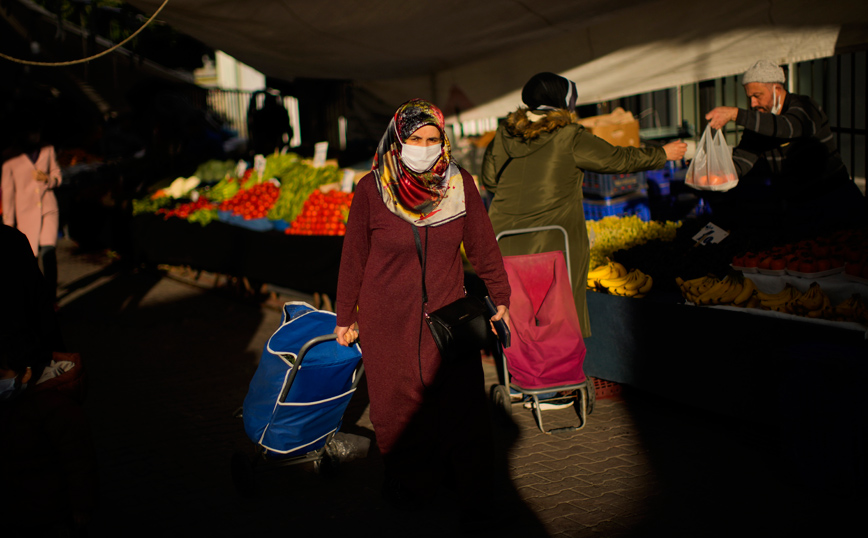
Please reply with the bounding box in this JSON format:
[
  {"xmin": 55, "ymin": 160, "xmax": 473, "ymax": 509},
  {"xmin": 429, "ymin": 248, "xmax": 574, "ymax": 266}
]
[{"xmin": 126, "ymin": 0, "xmax": 868, "ymax": 119}]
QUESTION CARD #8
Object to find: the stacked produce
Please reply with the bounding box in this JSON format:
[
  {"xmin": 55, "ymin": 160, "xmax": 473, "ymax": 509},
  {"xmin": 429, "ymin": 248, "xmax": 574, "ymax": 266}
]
[
  {"xmin": 675, "ymin": 272, "xmax": 754, "ymax": 306},
  {"xmin": 157, "ymin": 198, "xmax": 217, "ymax": 225},
  {"xmin": 676, "ymin": 274, "xmax": 868, "ymax": 325},
  {"xmin": 587, "ymin": 215, "xmax": 681, "ymax": 270},
  {"xmin": 587, "ymin": 260, "xmax": 653, "ymax": 297},
  {"xmin": 286, "ymin": 190, "xmax": 353, "ymax": 236},
  {"xmin": 265, "ymin": 156, "xmax": 343, "ymax": 224},
  {"xmin": 132, "ymin": 155, "xmax": 348, "ymax": 230},
  {"xmin": 731, "ymin": 227, "xmax": 868, "ymax": 278},
  {"xmin": 218, "ymin": 181, "xmax": 281, "ymax": 220}
]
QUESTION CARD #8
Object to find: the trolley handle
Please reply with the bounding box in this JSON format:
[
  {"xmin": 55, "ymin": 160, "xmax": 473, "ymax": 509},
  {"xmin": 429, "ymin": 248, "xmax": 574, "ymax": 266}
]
[
  {"xmin": 277, "ymin": 334, "xmax": 364, "ymax": 404},
  {"xmin": 494, "ymin": 225, "xmax": 572, "ymax": 286}
]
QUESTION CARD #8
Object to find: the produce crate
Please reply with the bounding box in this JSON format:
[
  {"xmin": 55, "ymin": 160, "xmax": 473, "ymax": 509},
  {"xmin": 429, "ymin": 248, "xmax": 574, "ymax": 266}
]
[
  {"xmin": 582, "ymin": 192, "xmax": 651, "ymax": 221},
  {"xmin": 591, "ymin": 377, "xmax": 622, "ymax": 400},
  {"xmin": 646, "ymin": 161, "xmax": 685, "ymax": 197},
  {"xmin": 583, "ymin": 171, "xmax": 646, "ymax": 198}
]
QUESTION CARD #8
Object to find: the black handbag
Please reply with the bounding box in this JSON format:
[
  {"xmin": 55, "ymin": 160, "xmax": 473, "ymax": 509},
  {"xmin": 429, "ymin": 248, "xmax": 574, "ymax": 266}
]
[{"xmin": 412, "ymin": 226, "xmax": 490, "ymax": 361}]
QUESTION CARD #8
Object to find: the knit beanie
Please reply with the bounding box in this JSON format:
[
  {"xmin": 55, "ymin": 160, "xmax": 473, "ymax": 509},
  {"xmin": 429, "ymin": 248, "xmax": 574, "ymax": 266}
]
[{"xmin": 741, "ymin": 59, "xmax": 786, "ymax": 85}]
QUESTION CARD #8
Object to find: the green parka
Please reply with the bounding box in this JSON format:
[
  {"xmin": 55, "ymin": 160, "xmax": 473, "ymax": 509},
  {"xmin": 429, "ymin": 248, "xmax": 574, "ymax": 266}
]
[{"xmin": 481, "ymin": 108, "xmax": 665, "ymax": 337}]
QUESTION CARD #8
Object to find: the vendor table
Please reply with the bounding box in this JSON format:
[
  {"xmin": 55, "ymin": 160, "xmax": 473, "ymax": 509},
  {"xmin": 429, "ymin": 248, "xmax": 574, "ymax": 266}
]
[
  {"xmin": 584, "ymin": 288, "xmax": 868, "ymax": 491},
  {"xmin": 132, "ymin": 214, "xmax": 344, "ymax": 298}
]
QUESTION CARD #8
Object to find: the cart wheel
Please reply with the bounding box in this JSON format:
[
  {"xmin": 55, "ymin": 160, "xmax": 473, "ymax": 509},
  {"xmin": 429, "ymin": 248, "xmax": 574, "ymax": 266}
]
[
  {"xmin": 313, "ymin": 452, "xmax": 337, "ymax": 477},
  {"xmin": 490, "ymin": 384, "xmax": 512, "ymax": 417},
  {"xmin": 231, "ymin": 451, "xmax": 257, "ymax": 498}
]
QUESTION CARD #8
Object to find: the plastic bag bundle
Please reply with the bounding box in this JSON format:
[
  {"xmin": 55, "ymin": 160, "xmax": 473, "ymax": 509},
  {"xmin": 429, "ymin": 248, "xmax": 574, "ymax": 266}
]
[{"xmin": 685, "ymin": 124, "xmax": 739, "ymax": 191}]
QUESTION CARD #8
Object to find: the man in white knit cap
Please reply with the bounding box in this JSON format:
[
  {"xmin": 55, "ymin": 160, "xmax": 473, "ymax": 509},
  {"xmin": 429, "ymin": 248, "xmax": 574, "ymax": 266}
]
[{"xmin": 703, "ymin": 59, "xmax": 863, "ymax": 232}]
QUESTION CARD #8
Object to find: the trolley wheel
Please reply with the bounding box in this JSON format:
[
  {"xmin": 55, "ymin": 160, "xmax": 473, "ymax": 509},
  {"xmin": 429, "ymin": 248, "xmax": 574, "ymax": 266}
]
[
  {"xmin": 231, "ymin": 451, "xmax": 257, "ymax": 498},
  {"xmin": 490, "ymin": 384, "xmax": 512, "ymax": 417},
  {"xmin": 312, "ymin": 451, "xmax": 337, "ymax": 477},
  {"xmin": 587, "ymin": 379, "xmax": 596, "ymax": 416}
]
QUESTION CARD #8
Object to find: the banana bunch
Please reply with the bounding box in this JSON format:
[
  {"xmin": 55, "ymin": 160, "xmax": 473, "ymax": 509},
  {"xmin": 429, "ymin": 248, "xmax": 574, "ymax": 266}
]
[
  {"xmin": 756, "ymin": 285, "xmax": 803, "ymax": 313},
  {"xmin": 826, "ymin": 294, "xmax": 868, "ymax": 324},
  {"xmin": 603, "ymin": 269, "xmax": 654, "ymax": 298},
  {"xmin": 587, "ymin": 260, "xmax": 627, "ymax": 289},
  {"xmin": 788, "ymin": 282, "xmax": 832, "ymax": 318},
  {"xmin": 676, "ymin": 274, "xmax": 718, "ymax": 303},
  {"xmin": 676, "ymin": 273, "xmax": 758, "ymax": 307}
]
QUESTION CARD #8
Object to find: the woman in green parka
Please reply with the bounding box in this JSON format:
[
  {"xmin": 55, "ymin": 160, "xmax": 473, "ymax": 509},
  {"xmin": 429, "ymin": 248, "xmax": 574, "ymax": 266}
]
[{"xmin": 481, "ymin": 72, "xmax": 687, "ymax": 338}]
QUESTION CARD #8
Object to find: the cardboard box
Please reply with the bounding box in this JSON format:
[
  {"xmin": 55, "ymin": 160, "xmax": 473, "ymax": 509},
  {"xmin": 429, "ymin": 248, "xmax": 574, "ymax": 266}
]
[{"xmin": 577, "ymin": 108, "xmax": 641, "ymax": 148}]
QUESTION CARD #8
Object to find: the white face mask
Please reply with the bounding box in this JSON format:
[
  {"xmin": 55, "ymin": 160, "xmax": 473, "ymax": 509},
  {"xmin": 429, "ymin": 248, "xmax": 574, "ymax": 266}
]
[
  {"xmin": 401, "ymin": 143, "xmax": 442, "ymax": 173},
  {"xmin": 771, "ymin": 90, "xmax": 782, "ymax": 115}
]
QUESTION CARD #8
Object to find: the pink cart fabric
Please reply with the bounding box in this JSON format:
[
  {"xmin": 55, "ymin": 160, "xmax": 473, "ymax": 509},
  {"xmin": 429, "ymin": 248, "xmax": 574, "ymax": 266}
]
[{"xmin": 503, "ymin": 251, "xmax": 587, "ymax": 389}]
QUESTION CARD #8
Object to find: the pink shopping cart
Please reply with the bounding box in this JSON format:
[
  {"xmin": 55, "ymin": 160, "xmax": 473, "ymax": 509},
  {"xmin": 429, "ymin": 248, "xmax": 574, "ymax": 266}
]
[{"xmin": 489, "ymin": 225, "xmax": 594, "ymax": 434}]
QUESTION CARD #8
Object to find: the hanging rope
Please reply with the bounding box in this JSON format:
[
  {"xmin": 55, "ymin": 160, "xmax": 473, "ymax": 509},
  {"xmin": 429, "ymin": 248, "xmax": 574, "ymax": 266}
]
[{"xmin": 0, "ymin": 0, "xmax": 170, "ymax": 67}]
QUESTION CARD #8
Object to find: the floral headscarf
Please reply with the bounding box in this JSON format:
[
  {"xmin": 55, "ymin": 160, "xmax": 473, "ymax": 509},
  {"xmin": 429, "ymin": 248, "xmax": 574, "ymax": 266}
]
[{"xmin": 372, "ymin": 98, "xmax": 465, "ymax": 227}]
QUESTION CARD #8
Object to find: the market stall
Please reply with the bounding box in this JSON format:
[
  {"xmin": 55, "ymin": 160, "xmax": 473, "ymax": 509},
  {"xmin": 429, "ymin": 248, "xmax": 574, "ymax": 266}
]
[
  {"xmin": 130, "ymin": 154, "xmax": 355, "ymax": 298},
  {"xmin": 580, "ymin": 213, "xmax": 868, "ymax": 426}
]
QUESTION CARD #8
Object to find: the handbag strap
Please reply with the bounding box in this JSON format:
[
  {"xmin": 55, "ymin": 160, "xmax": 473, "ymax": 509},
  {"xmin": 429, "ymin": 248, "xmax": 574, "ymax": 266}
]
[{"xmin": 412, "ymin": 225, "xmax": 429, "ymax": 306}]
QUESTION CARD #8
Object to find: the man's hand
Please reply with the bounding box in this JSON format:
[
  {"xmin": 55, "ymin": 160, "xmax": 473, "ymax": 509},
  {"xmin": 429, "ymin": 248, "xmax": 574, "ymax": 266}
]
[
  {"xmin": 334, "ymin": 324, "xmax": 358, "ymax": 347},
  {"xmin": 662, "ymin": 140, "xmax": 687, "ymax": 161},
  {"xmin": 705, "ymin": 106, "xmax": 738, "ymax": 130},
  {"xmin": 33, "ymin": 170, "xmax": 49, "ymax": 182}
]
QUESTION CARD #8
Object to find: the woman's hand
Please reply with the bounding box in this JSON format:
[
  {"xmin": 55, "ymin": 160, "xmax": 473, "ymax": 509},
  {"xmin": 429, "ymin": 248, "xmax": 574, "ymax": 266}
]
[
  {"xmin": 489, "ymin": 305, "xmax": 510, "ymax": 335},
  {"xmin": 662, "ymin": 140, "xmax": 688, "ymax": 161},
  {"xmin": 334, "ymin": 324, "xmax": 358, "ymax": 347}
]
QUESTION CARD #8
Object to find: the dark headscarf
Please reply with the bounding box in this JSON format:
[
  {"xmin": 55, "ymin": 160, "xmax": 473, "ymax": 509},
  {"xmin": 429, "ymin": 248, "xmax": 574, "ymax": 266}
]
[
  {"xmin": 371, "ymin": 98, "xmax": 465, "ymax": 227},
  {"xmin": 521, "ymin": 72, "xmax": 578, "ymax": 112}
]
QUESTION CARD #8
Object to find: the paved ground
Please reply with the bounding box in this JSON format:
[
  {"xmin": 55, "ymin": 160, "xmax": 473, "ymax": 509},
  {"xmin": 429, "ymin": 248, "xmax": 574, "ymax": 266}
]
[{"xmin": 54, "ymin": 237, "xmax": 865, "ymax": 537}]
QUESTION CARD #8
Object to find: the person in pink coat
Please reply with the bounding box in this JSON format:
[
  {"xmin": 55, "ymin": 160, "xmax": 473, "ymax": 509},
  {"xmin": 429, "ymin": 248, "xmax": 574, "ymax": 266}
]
[{"xmin": 2, "ymin": 128, "xmax": 63, "ymax": 301}]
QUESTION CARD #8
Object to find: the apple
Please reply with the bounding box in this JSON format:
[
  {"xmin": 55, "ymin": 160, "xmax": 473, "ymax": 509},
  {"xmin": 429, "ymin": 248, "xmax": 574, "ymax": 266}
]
[
  {"xmin": 816, "ymin": 258, "xmax": 832, "ymax": 272},
  {"xmin": 758, "ymin": 256, "xmax": 774, "ymax": 270},
  {"xmin": 845, "ymin": 261, "xmax": 863, "ymax": 277},
  {"xmin": 732, "ymin": 254, "xmax": 746, "ymax": 267},
  {"xmin": 787, "ymin": 257, "xmax": 802, "ymax": 271},
  {"xmin": 742, "ymin": 252, "xmax": 759, "ymax": 268}
]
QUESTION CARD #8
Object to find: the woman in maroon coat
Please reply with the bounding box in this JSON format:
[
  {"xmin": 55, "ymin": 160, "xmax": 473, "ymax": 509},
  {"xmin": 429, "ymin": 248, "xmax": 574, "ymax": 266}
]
[{"xmin": 334, "ymin": 99, "xmax": 511, "ymax": 510}]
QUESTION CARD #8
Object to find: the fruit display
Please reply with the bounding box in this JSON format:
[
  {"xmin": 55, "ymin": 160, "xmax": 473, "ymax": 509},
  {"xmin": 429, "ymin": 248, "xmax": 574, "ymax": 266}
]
[
  {"xmin": 587, "ymin": 215, "xmax": 682, "ymax": 270},
  {"xmin": 156, "ymin": 198, "xmax": 218, "ymax": 226},
  {"xmin": 676, "ymin": 272, "xmax": 755, "ymax": 307},
  {"xmin": 218, "ymin": 181, "xmax": 281, "ymax": 220},
  {"xmin": 286, "ymin": 189, "xmax": 353, "ymax": 236},
  {"xmin": 731, "ymin": 227, "xmax": 868, "ymax": 278},
  {"xmin": 827, "ymin": 294, "xmax": 868, "ymax": 324},
  {"xmin": 133, "ymin": 154, "xmax": 350, "ymax": 229},
  {"xmin": 587, "ymin": 260, "xmax": 653, "ymax": 298},
  {"xmin": 676, "ymin": 273, "xmax": 868, "ymax": 325}
]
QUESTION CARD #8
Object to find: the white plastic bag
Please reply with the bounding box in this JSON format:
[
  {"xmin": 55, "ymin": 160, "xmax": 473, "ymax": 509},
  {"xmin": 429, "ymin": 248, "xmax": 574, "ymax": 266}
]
[{"xmin": 685, "ymin": 125, "xmax": 739, "ymax": 191}]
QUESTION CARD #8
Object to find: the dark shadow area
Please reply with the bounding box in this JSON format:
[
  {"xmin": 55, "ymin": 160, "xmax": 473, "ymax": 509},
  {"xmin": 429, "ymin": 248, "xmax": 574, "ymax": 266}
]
[
  {"xmin": 584, "ymin": 290, "xmax": 868, "ymax": 536},
  {"xmin": 55, "ymin": 265, "xmax": 272, "ymax": 536}
]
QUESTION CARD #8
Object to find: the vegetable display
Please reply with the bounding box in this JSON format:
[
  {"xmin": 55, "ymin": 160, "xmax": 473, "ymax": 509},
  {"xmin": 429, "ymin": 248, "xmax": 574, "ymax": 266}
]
[
  {"xmin": 132, "ymin": 155, "xmax": 354, "ymax": 235},
  {"xmin": 286, "ymin": 190, "xmax": 353, "ymax": 236}
]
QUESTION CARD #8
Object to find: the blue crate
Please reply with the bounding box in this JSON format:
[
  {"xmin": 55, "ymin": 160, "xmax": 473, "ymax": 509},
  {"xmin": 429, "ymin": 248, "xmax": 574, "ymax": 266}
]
[
  {"xmin": 582, "ymin": 192, "xmax": 651, "ymax": 221},
  {"xmin": 583, "ymin": 171, "xmax": 646, "ymax": 198},
  {"xmin": 645, "ymin": 170, "xmax": 671, "ymax": 196}
]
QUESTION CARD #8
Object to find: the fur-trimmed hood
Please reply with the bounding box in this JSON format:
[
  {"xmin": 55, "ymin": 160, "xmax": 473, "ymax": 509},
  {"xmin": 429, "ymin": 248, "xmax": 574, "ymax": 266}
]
[{"xmin": 503, "ymin": 108, "xmax": 579, "ymax": 141}]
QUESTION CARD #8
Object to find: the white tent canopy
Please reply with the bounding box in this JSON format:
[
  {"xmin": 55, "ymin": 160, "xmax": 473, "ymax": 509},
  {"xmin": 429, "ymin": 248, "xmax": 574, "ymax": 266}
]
[{"xmin": 128, "ymin": 0, "xmax": 867, "ymax": 120}]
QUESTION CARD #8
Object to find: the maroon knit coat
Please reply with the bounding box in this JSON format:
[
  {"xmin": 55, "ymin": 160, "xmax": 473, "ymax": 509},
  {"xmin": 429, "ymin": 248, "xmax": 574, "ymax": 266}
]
[{"xmin": 335, "ymin": 169, "xmax": 510, "ymax": 457}]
